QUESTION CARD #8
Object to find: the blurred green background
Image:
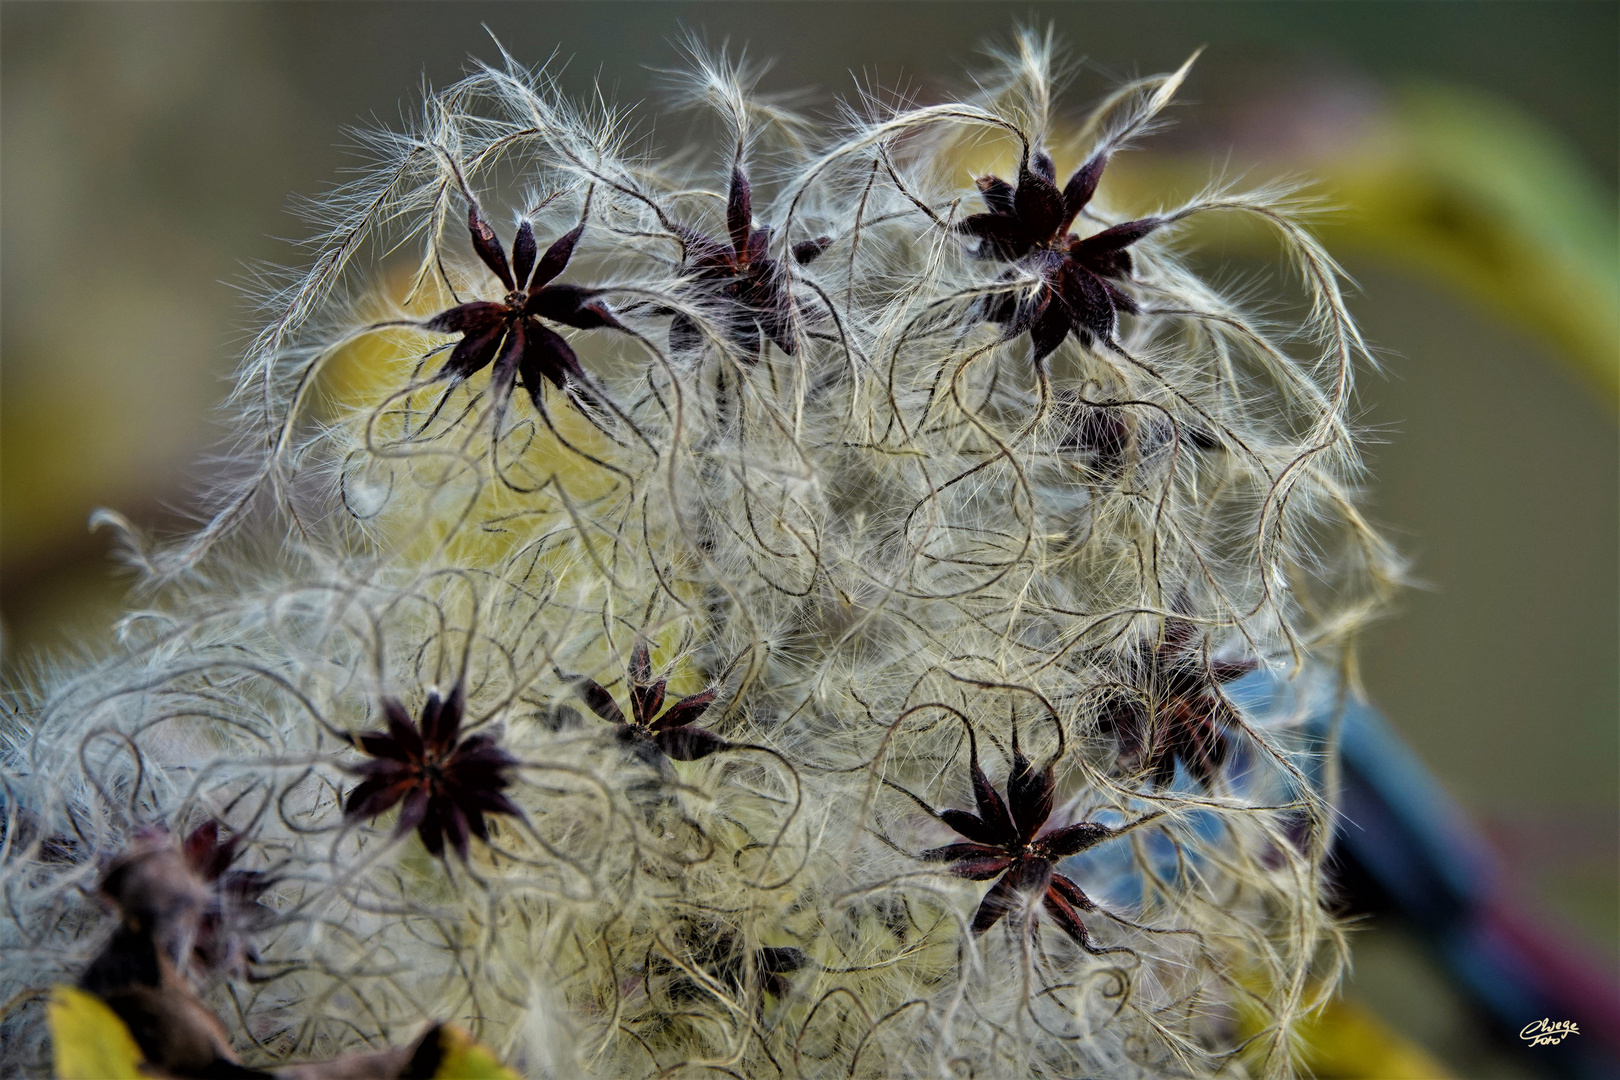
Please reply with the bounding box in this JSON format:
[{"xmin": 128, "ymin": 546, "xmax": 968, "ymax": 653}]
[{"xmin": 3, "ymin": 4, "xmax": 1615, "ymax": 1076}]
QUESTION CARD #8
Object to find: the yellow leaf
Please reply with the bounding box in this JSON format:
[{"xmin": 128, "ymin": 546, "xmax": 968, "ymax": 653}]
[
  {"xmin": 48, "ymin": 985, "xmax": 146, "ymax": 1080},
  {"xmin": 1295, "ymin": 996, "xmax": 1453, "ymax": 1080},
  {"xmin": 1111, "ymin": 84, "xmax": 1620, "ymax": 405},
  {"xmin": 430, "ymin": 1024, "xmax": 521, "ymax": 1080},
  {"xmin": 1231, "ymin": 973, "xmax": 1452, "ymax": 1079}
]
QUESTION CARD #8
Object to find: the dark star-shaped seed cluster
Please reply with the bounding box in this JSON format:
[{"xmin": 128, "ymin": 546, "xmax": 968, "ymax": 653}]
[
  {"xmin": 749, "ymin": 944, "xmax": 809, "ymax": 999},
  {"xmin": 1098, "ymin": 616, "xmax": 1257, "ymax": 788},
  {"xmin": 85, "ymin": 821, "xmax": 271, "ymax": 994},
  {"xmin": 660, "ymin": 926, "xmax": 807, "ymax": 1006},
  {"xmin": 80, "ymin": 824, "xmax": 492, "ymax": 1078},
  {"xmin": 643, "ymin": 923, "xmax": 809, "ymax": 1027},
  {"xmin": 344, "ymin": 682, "xmax": 521, "ymax": 861},
  {"xmin": 569, "ymin": 641, "xmax": 726, "ymax": 762},
  {"xmin": 1057, "ymin": 395, "xmax": 1222, "ymax": 480},
  {"xmin": 957, "ymin": 147, "xmax": 1161, "ymax": 365},
  {"xmin": 423, "ymin": 203, "xmax": 623, "ymax": 427},
  {"xmin": 922, "ymin": 731, "xmax": 1121, "ymax": 950},
  {"xmin": 179, "ymin": 821, "xmax": 273, "ymax": 975},
  {"xmin": 80, "ymin": 825, "xmax": 261, "ymax": 1077},
  {"xmin": 668, "ymin": 166, "xmax": 830, "ymax": 362}
]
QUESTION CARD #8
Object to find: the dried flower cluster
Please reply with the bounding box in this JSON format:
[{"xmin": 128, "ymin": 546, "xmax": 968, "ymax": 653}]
[{"xmin": 1, "ymin": 31, "xmax": 1399, "ymax": 1079}]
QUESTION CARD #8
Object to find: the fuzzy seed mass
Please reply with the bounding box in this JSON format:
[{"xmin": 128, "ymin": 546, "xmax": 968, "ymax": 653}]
[{"xmin": 2, "ymin": 30, "xmax": 1400, "ymax": 1080}]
